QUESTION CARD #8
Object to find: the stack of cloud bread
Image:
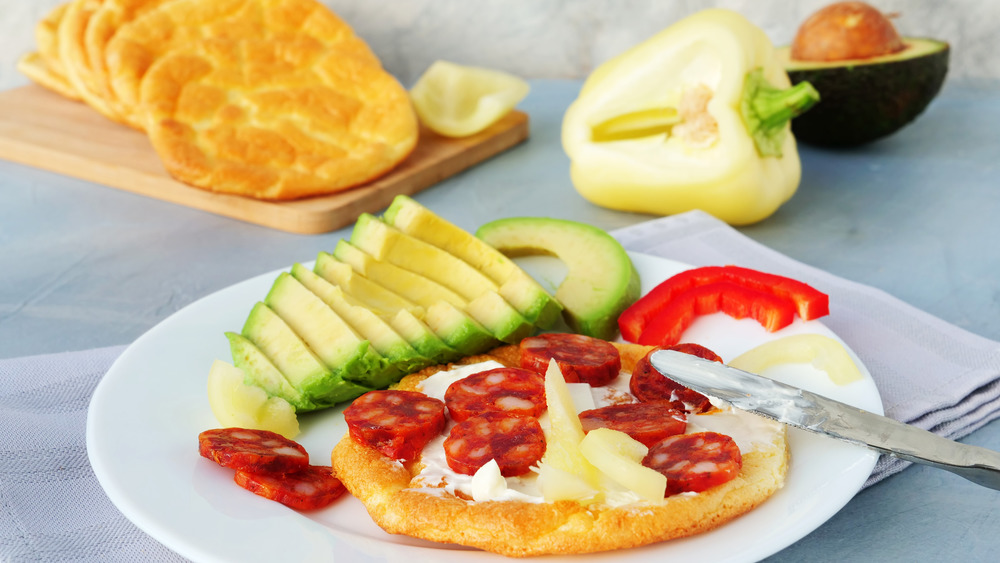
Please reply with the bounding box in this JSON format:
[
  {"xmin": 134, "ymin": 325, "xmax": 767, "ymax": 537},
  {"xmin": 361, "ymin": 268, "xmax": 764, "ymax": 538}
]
[{"xmin": 17, "ymin": 0, "xmax": 419, "ymax": 200}]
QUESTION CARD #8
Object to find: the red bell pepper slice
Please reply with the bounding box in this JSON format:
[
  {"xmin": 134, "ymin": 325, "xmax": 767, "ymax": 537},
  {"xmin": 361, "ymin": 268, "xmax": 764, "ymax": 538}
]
[
  {"xmin": 619, "ymin": 265, "xmax": 828, "ymax": 343},
  {"xmin": 636, "ymin": 281, "xmax": 797, "ymax": 347},
  {"xmin": 720, "ymin": 266, "xmax": 829, "ymax": 320}
]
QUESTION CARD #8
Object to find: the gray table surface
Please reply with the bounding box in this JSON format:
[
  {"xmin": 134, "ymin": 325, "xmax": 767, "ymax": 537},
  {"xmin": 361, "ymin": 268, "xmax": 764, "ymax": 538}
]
[{"xmin": 2, "ymin": 78, "xmax": 999, "ymax": 561}]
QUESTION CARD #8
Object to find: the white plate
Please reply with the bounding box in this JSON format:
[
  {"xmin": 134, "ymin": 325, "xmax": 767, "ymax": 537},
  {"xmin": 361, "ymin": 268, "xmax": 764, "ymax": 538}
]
[{"xmin": 87, "ymin": 252, "xmax": 882, "ymax": 563}]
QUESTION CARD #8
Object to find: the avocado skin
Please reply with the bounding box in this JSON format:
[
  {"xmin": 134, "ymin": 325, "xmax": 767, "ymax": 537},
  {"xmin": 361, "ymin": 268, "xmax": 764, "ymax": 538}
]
[{"xmin": 786, "ymin": 39, "xmax": 949, "ymax": 147}]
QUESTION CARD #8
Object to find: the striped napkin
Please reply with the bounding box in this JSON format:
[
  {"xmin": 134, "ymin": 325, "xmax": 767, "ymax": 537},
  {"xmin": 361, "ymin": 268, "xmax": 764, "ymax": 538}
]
[{"xmin": 0, "ymin": 345, "xmax": 187, "ymax": 563}]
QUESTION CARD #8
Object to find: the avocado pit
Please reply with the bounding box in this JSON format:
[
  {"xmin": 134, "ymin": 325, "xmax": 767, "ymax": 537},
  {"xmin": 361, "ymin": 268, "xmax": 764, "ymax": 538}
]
[{"xmin": 791, "ymin": 1, "xmax": 904, "ymax": 62}]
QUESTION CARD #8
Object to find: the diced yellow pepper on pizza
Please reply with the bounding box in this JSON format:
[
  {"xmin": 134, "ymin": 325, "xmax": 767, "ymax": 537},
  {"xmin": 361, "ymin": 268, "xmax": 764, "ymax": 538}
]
[{"xmin": 536, "ymin": 360, "xmax": 603, "ymax": 503}]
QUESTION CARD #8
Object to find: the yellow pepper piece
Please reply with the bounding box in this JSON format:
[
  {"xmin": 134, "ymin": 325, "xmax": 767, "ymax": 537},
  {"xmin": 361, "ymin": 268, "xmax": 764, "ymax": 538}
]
[
  {"xmin": 728, "ymin": 333, "xmax": 863, "ymax": 386},
  {"xmin": 579, "ymin": 428, "xmax": 667, "ymax": 503},
  {"xmin": 536, "ymin": 359, "xmax": 602, "ymax": 503},
  {"xmin": 562, "ymin": 9, "xmax": 819, "ymax": 225},
  {"xmin": 206, "ymin": 360, "xmax": 299, "ymax": 438},
  {"xmin": 410, "ymin": 60, "xmax": 529, "ymax": 138}
]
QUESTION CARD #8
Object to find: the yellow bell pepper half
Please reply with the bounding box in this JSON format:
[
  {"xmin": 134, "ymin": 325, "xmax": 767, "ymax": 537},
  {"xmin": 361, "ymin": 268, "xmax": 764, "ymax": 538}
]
[{"xmin": 561, "ymin": 9, "xmax": 819, "ymax": 225}]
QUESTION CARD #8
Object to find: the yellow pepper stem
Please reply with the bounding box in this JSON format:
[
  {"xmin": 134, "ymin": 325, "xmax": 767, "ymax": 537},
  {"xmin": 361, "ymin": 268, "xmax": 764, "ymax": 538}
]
[{"xmin": 741, "ymin": 69, "xmax": 820, "ymax": 157}]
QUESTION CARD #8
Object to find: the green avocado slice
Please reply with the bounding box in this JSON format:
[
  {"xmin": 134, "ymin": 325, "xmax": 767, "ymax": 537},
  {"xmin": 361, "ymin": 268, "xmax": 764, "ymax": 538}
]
[
  {"xmin": 385, "ymin": 309, "xmax": 462, "ymax": 364},
  {"xmin": 225, "ymin": 331, "xmax": 312, "ymax": 411},
  {"xmin": 264, "ymin": 273, "xmax": 393, "ymax": 389},
  {"xmin": 332, "ymin": 240, "xmax": 500, "ymax": 357},
  {"xmin": 350, "ymin": 213, "xmax": 533, "ymax": 344},
  {"xmin": 240, "ymin": 302, "xmax": 372, "ymax": 409},
  {"xmin": 291, "ymin": 263, "xmax": 432, "ymax": 377},
  {"xmin": 313, "ymin": 251, "xmax": 460, "ymax": 363},
  {"xmin": 383, "ymin": 195, "xmax": 562, "ymax": 328}
]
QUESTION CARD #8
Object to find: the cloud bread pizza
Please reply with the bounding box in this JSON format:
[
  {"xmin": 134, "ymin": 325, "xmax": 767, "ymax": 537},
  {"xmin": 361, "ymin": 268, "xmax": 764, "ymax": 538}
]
[{"xmin": 331, "ymin": 335, "xmax": 789, "ymax": 557}]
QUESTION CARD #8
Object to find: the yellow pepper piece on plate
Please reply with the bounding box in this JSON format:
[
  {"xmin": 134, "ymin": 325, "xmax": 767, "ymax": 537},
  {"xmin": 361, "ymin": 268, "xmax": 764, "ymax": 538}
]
[
  {"xmin": 729, "ymin": 333, "xmax": 863, "ymax": 386},
  {"xmin": 562, "ymin": 9, "xmax": 819, "ymax": 225}
]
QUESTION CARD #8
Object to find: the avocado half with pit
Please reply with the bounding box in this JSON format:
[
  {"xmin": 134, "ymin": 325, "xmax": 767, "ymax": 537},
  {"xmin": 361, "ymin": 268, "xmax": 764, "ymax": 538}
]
[{"xmin": 777, "ymin": 38, "xmax": 949, "ymax": 147}]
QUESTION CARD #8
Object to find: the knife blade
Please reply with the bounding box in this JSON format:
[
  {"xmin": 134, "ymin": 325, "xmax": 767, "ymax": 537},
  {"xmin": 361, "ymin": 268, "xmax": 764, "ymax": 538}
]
[{"xmin": 649, "ymin": 349, "xmax": 1000, "ymax": 491}]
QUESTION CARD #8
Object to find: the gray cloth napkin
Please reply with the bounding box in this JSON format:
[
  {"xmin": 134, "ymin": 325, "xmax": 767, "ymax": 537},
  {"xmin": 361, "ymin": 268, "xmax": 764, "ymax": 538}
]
[
  {"xmin": 4, "ymin": 210, "xmax": 1000, "ymax": 562},
  {"xmin": 612, "ymin": 210, "xmax": 1000, "ymax": 486},
  {"xmin": 0, "ymin": 345, "xmax": 187, "ymax": 563}
]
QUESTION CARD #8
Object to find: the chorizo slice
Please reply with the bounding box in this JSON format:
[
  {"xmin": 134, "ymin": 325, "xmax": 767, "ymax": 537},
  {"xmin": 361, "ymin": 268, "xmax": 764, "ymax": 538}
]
[
  {"xmin": 198, "ymin": 428, "xmax": 309, "ymax": 475},
  {"xmin": 578, "ymin": 401, "xmax": 687, "ymax": 447},
  {"xmin": 519, "ymin": 333, "xmax": 621, "ymax": 387},
  {"xmin": 629, "ymin": 343, "xmax": 720, "ymax": 413},
  {"xmin": 234, "ymin": 465, "xmax": 347, "ymax": 511},
  {"xmin": 443, "ymin": 412, "xmax": 546, "ymax": 477},
  {"xmin": 445, "ymin": 367, "xmax": 546, "ymax": 422},
  {"xmin": 642, "ymin": 432, "xmax": 742, "ymax": 496},
  {"xmin": 343, "ymin": 390, "xmax": 446, "ymax": 461},
  {"xmin": 667, "ymin": 342, "xmax": 724, "ymax": 363}
]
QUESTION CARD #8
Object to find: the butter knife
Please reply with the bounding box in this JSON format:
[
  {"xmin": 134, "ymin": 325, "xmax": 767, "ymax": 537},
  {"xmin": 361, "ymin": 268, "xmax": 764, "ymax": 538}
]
[{"xmin": 649, "ymin": 349, "xmax": 1000, "ymax": 491}]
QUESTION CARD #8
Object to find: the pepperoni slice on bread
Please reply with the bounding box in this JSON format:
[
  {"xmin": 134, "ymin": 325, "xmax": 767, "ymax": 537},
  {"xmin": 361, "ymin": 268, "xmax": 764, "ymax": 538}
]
[
  {"xmin": 445, "ymin": 367, "xmax": 545, "ymax": 422},
  {"xmin": 444, "ymin": 412, "xmax": 546, "ymax": 476},
  {"xmin": 519, "ymin": 333, "xmax": 621, "ymax": 387},
  {"xmin": 644, "ymin": 432, "xmax": 743, "ymax": 496},
  {"xmin": 343, "ymin": 390, "xmax": 446, "ymax": 461},
  {"xmin": 629, "ymin": 344, "xmax": 720, "ymax": 413},
  {"xmin": 579, "ymin": 401, "xmax": 687, "ymax": 447}
]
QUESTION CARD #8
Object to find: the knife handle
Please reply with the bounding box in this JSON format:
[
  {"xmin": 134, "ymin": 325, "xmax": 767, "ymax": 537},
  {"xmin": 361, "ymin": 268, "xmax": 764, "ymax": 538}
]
[
  {"xmin": 890, "ymin": 440, "xmax": 1000, "ymax": 491},
  {"xmin": 832, "ymin": 405, "xmax": 1000, "ymax": 491}
]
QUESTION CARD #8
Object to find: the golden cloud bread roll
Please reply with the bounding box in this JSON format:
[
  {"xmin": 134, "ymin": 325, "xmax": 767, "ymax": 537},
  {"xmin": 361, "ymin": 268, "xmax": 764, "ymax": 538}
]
[
  {"xmin": 81, "ymin": 0, "xmax": 170, "ymax": 129},
  {"xmin": 104, "ymin": 0, "xmax": 381, "ymax": 130},
  {"xmin": 17, "ymin": 52, "xmax": 81, "ymax": 101},
  {"xmin": 36, "ymin": 2, "xmax": 72, "ymax": 80},
  {"xmin": 58, "ymin": 0, "xmax": 126, "ymax": 123},
  {"xmin": 22, "ymin": 2, "xmax": 82, "ymax": 100},
  {"xmin": 139, "ymin": 36, "xmax": 418, "ymax": 200}
]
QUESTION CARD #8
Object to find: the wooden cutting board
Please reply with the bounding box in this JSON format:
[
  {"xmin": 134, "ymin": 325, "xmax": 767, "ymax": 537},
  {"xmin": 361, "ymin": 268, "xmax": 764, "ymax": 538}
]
[{"xmin": 0, "ymin": 85, "xmax": 529, "ymax": 234}]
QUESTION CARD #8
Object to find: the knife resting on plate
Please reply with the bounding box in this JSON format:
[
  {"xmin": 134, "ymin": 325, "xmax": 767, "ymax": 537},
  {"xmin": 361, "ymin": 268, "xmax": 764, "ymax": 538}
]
[{"xmin": 649, "ymin": 350, "xmax": 1000, "ymax": 491}]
